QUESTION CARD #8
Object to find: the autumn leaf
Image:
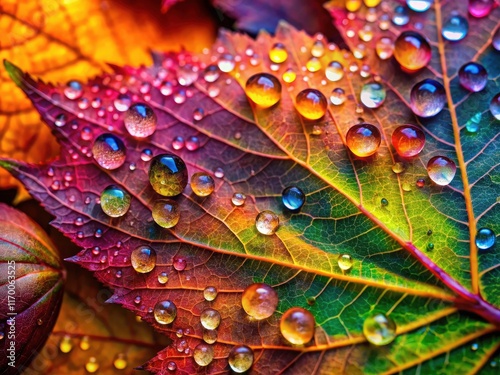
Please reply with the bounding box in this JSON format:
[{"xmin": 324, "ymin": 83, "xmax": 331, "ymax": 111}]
[
  {"xmin": 2, "ymin": 1, "xmax": 500, "ymax": 374},
  {"xmin": 0, "ymin": 0, "xmax": 216, "ymax": 192},
  {"xmin": 0, "ymin": 203, "xmax": 64, "ymax": 373}
]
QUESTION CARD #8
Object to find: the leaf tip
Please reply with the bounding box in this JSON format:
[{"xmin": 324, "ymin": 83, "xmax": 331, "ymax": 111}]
[{"xmin": 3, "ymin": 60, "xmax": 24, "ymax": 88}]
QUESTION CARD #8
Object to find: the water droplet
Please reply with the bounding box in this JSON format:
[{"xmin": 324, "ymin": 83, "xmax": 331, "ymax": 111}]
[
  {"xmin": 157, "ymin": 272, "xmax": 169, "ymax": 284},
  {"xmin": 64, "ymin": 80, "xmax": 83, "ymax": 100},
  {"xmin": 193, "ymin": 108, "xmax": 204, "ymax": 121},
  {"xmin": 134, "ymin": 295, "xmax": 142, "ymax": 305},
  {"xmin": 85, "ymin": 357, "xmax": 99, "ymax": 373},
  {"xmin": 469, "ymin": 0, "xmax": 495, "ymax": 17},
  {"xmin": 345, "ymin": 0, "xmax": 362, "ymax": 12},
  {"xmin": 207, "ymin": 84, "xmax": 220, "ymax": 98},
  {"xmin": 295, "ymin": 89, "xmax": 328, "ymax": 120},
  {"xmin": 100, "ymin": 185, "xmax": 131, "ymax": 217},
  {"xmin": 330, "ymin": 88, "xmax": 346, "ymax": 105},
  {"xmin": 269, "ymin": 43, "xmax": 288, "ymax": 63},
  {"xmin": 311, "ymin": 40, "xmax": 326, "ymax": 57},
  {"xmin": 245, "ymin": 73, "xmax": 282, "ymax": 108},
  {"xmin": 124, "ymin": 103, "xmax": 157, "ymax": 138},
  {"xmin": 232, "ymin": 192, "xmax": 246, "ymax": 206},
  {"xmin": 392, "ymin": 5, "xmax": 409, "ymax": 26},
  {"xmin": 282, "ymin": 186, "xmax": 305, "ymax": 211},
  {"xmin": 406, "ymin": 0, "xmax": 432, "ymax": 12},
  {"xmin": 167, "ymin": 361, "xmax": 177, "ymax": 371},
  {"xmin": 37, "ymin": 318, "xmax": 43, "ymax": 325},
  {"xmin": 442, "ymin": 15, "xmax": 469, "ymax": 41},
  {"xmin": 172, "ymin": 136, "xmax": 185, "ymax": 150},
  {"xmin": 80, "ymin": 336, "xmax": 90, "ymax": 350},
  {"xmin": 200, "ymin": 308, "xmax": 221, "ymax": 330},
  {"xmin": 152, "ymin": 199, "xmax": 180, "ymax": 228},
  {"xmin": 392, "ymin": 124, "xmax": 426, "ymax": 157},
  {"xmin": 338, "ymin": 254, "xmax": 353, "ymax": 271},
  {"xmin": 204, "ymin": 64, "xmax": 220, "ymax": 82},
  {"xmin": 427, "ymin": 156, "xmax": 457, "ymax": 185},
  {"xmin": 363, "ymin": 313, "xmax": 397, "ymax": 345},
  {"xmin": 376, "ymin": 37, "xmax": 395, "ymax": 60},
  {"xmin": 131, "ymin": 245, "xmax": 157, "ymax": 273},
  {"xmin": 394, "ymin": 31, "xmax": 431, "ymax": 72},
  {"xmin": 177, "ymin": 64, "xmax": 198, "ymax": 86},
  {"xmin": 364, "ymin": 0, "xmax": 381, "ymax": 6},
  {"xmin": 113, "ymin": 353, "xmax": 128, "ymax": 370},
  {"xmin": 465, "ymin": 112, "xmax": 482, "ymax": 133},
  {"xmin": 214, "ymin": 167, "xmax": 224, "ymax": 178},
  {"xmin": 241, "ymin": 283, "xmax": 278, "ymax": 320},
  {"xmin": 55, "ymin": 113, "xmax": 67, "ymax": 127},
  {"xmin": 160, "ymin": 82, "xmax": 173, "ymax": 96},
  {"xmin": 360, "ymin": 82, "xmax": 386, "ymax": 109},
  {"xmin": 114, "ymin": 94, "xmax": 132, "ymax": 112},
  {"xmin": 193, "ymin": 343, "xmax": 214, "ymax": 366},
  {"xmin": 185, "ymin": 136, "xmax": 200, "ymax": 151},
  {"xmin": 203, "ymin": 329, "xmax": 218, "ymax": 344},
  {"xmin": 492, "ymin": 27, "xmax": 500, "ymax": 51},
  {"xmin": 325, "ymin": 61, "xmax": 344, "ymax": 82},
  {"xmin": 410, "ymin": 79, "xmax": 446, "ymax": 117},
  {"xmin": 282, "ymin": 69, "xmax": 296, "ymax": 83},
  {"xmin": 59, "ymin": 335, "xmax": 73, "ymax": 353},
  {"xmin": 154, "ymin": 300, "xmax": 177, "ymax": 324},
  {"xmin": 489, "ymin": 93, "xmax": 500, "ymax": 120},
  {"xmin": 141, "ymin": 149, "xmax": 153, "ymax": 162},
  {"xmin": 346, "ymin": 123, "xmax": 381, "ymax": 157},
  {"xmin": 255, "ymin": 210, "xmax": 279, "ymax": 235},
  {"xmin": 280, "ymin": 307, "xmax": 315, "ymax": 345},
  {"xmin": 201, "ymin": 286, "xmax": 218, "ymax": 302},
  {"xmin": 392, "ymin": 162, "xmax": 406, "ymax": 174},
  {"xmin": 306, "ymin": 57, "xmax": 322, "ymax": 72},
  {"xmin": 218, "ymin": 54, "xmax": 235, "ymax": 73},
  {"xmin": 173, "ymin": 255, "xmax": 187, "ymax": 271},
  {"xmin": 358, "ymin": 25, "xmax": 374, "ymax": 42},
  {"xmin": 475, "ymin": 228, "xmax": 496, "ymax": 250},
  {"xmin": 381, "ymin": 198, "xmax": 389, "ymax": 206},
  {"xmin": 173, "ymin": 90, "xmax": 187, "ymax": 104},
  {"xmin": 416, "ymin": 178, "xmax": 426, "ymax": 188},
  {"xmin": 190, "ymin": 172, "xmax": 215, "ymax": 197},
  {"xmin": 115, "ymin": 270, "xmax": 122, "ymax": 278},
  {"xmin": 228, "ymin": 345, "xmax": 254, "ymax": 373},
  {"xmin": 92, "ymin": 133, "xmax": 126, "ymax": 170},
  {"xmin": 149, "ymin": 154, "xmax": 188, "ymax": 196}
]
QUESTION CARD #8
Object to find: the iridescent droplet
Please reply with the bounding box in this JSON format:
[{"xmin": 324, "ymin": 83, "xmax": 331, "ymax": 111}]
[
  {"xmin": 280, "ymin": 307, "xmax": 315, "ymax": 345},
  {"xmin": 338, "ymin": 254, "xmax": 353, "ymax": 271},
  {"xmin": 466, "ymin": 112, "xmax": 482, "ymax": 133},
  {"xmin": 232, "ymin": 192, "xmax": 246, "ymax": 206},
  {"xmin": 228, "ymin": 345, "xmax": 254, "ymax": 373},
  {"xmin": 489, "ymin": 93, "xmax": 500, "ymax": 120},
  {"xmin": 269, "ymin": 43, "xmax": 288, "ymax": 63},
  {"xmin": 124, "ymin": 103, "xmax": 157, "ymax": 138},
  {"xmin": 427, "ymin": 156, "xmax": 457, "ymax": 186},
  {"xmin": 282, "ymin": 186, "xmax": 305, "ymax": 211},
  {"xmin": 193, "ymin": 343, "xmax": 214, "ymax": 366},
  {"xmin": 394, "ymin": 31, "xmax": 431, "ymax": 72},
  {"xmin": 391, "ymin": 124, "xmax": 426, "ymax": 157},
  {"xmin": 92, "ymin": 133, "xmax": 126, "ymax": 170},
  {"xmin": 475, "ymin": 228, "xmax": 496, "ymax": 250},
  {"xmin": 360, "ymin": 82, "xmax": 386, "ymax": 109},
  {"xmin": 363, "ymin": 313, "xmax": 397, "ymax": 345},
  {"xmin": 406, "ymin": 0, "xmax": 432, "ymax": 12},
  {"xmin": 255, "ymin": 210, "xmax": 279, "ymax": 235},
  {"xmin": 148, "ymin": 154, "xmax": 188, "ymax": 196},
  {"xmin": 245, "ymin": 73, "xmax": 282, "ymax": 108},
  {"xmin": 64, "ymin": 80, "xmax": 83, "ymax": 100},
  {"xmin": 152, "ymin": 199, "xmax": 180, "ymax": 228},
  {"xmin": 346, "ymin": 123, "xmax": 382, "ymax": 157},
  {"xmin": 410, "ymin": 79, "xmax": 446, "ymax": 117},
  {"xmin": 295, "ymin": 89, "xmax": 328, "ymax": 120},
  {"xmin": 469, "ymin": 0, "xmax": 495, "ymax": 17},
  {"xmin": 200, "ymin": 308, "xmax": 221, "ymax": 330},
  {"xmin": 442, "ymin": 15, "xmax": 469, "ymax": 42},
  {"xmin": 100, "ymin": 185, "xmax": 131, "ymax": 217},
  {"xmin": 190, "ymin": 172, "xmax": 215, "ymax": 197},
  {"xmin": 416, "ymin": 178, "xmax": 426, "ymax": 188},
  {"xmin": 241, "ymin": 283, "xmax": 278, "ymax": 320},
  {"xmin": 154, "ymin": 300, "xmax": 177, "ymax": 324},
  {"xmin": 459, "ymin": 62, "xmax": 488, "ymax": 92},
  {"xmin": 330, "ymin": 88, "xmax": 346, "ymax": 105},
  {"xmin": 325, "ymin": 61, "xmax": 344, "ymax": 82},
  {"xmin": 204, "ymin": 286, "xmax": 218, "ymax": 301},
  {"xmin": 131, "ymin": 245, "xmax": 157, "ymax": 273}
]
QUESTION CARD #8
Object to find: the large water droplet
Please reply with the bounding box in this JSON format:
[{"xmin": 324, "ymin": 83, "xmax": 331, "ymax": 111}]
[
  {"xmin": 394, "ymin": 31, "xmax": 431, "ymax": 72},
  {"xmin": 468, "ymin": 0, "xmax": 494, "ymax": 18},
  {"xmin": 406, "ymin": 0, "xmax": 432, "ymax": 12},
  {"xmin": 149, "ymin": 154, "xmax": 188, "ymax": 196},
  {"xmin": 190, "ymin": 172, "xmax": 215, "ymax": 197},
  {"xmin": 475, "ymin": 228, "xmax": 496, "ymax": 250},
  {"xmin": 193, "ymin": 343, "xmax": 214, "ymax": 366},
  {"xmin": 346, "ymin": 123, "xmax": 381, "ymax": 157},
  {"xmin": 363, "ymin": 313, "xmax": 397, "ymax": 345},
  {"xmin": 154, "ymin": 300, "xmax": 177, "ymax": 324},
  {"xmin": 280, "ymin": 307, "xmax": 315, "ymax": 345},
  {"xmin": 269, "ymin": 43, "xmax": 288, "ymax": 63},
  {"xmin": 489, "ymin": 93, "xmax": 500, "ymax": 120},
  {"xmin": 459, "ymin": 62, "xmax": 488, "ymax": 92},
  {"xmin": 410, "ymin": 79, "xmax": 446, "ymax": 117},
  {"xmin": 152, "ymin": 199, "xmax": 180, "ymax": 228},
  {"xmin": 245, "ymin": 73, "xmax": 282, "ymax": 108},
  {"xmin": 92, "ymin": 133, "xmax": 126, "ymax": 170},
  {"xmin": 427, "ymin": 156, "xmax": 456, "ymax": 185},
  {"xmin": 255, "ymin": 210, "xmax": 279, "ymax": 235},
  {"xmin": 241, "ymin": 283, "xmax": 278, "ymax": 320},
  {"xmin": 325, "ymin": 61, "xmax": 344, "ymax": 82},
  {"xmin": 200, "ymin": 308, "xmax": 221, "ymax": 330},
  {"xmin": 100, "ymin": 185, "xmax": 131, "ymax": 217},
  {"xmin": 282, "ymin": 186, "xmax": 305, "ymax": 211},
  {"xmin": 391, "ymin": 124, "xmax": 426, "ymax": 157},
  {"xmin": 442, "ymin": 15, "xmax": 469, "ymax": 41},
  {"xmin": 131, "ymin": 245, "xmax": 157, "ymax": 273},
  {"xmin": 64, "ymin": 80, "xmax": 83, "ymax": 100},
  {"xmin": 124, "ymin": 103, "xmax": 157, "ymax": 138},
  {"xmin": 360, "ymin": 82, "xmax": 386, "ymax": 109},
  {"xmin": 295, "ymin": 89, "xmax": 328, "ymax": 120},
  {"xmin": 228, "ymin": 345, "xmax": 254, "ymax": 373}
]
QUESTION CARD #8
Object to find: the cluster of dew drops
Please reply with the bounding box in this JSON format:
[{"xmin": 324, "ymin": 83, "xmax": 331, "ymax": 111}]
[{"xmin": 47, "ymin": 0, "xmax": 500, "ymax": 371}]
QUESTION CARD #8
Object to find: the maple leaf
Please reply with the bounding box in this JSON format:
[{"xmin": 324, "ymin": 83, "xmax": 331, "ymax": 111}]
[
  {"xmin": 0, "ymin": 0, "xmax": 216, "ymax": 193},
  {"xmin": 0, "ymin": 203, "xmax": 64, "ymax": 373},
  {"xmin": 2, "ymin": 1, "xmax": 500, "ymax": 374}
]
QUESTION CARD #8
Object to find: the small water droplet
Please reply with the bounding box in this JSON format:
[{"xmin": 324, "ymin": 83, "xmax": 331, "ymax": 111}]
[
  {"xmin": 185, "ymin": 136, "xmax": 200, "ymax": 151},
  {"xmin": 160, "ymin": 81, "xmax": 173, "ymax": 96},
  {"xmin": 154, "ymin": 300, "xmax": 177, "ymax": 324},
  {"xmin": 392, "ymin": 5, "xmax": 409, "ymax": 26},
  {"xmin": 325, "ymin": 61, "xmax": 344, "ymax": 82},
  {"xmin": 255, "ymin": 210, "xmax": 279, "ymax": 235},
  {"xmin": 381, "ymin": 198, "xmax": 389, "ymax": 206},
  {"xmin": 363, "ymin": 313, "xmax": 397, "ymax": 345},
  {"xmin": 193, "ymin": 108, "xmax": 205, "ymax": 121},
  {"xmin": 282, "ymin": 69, "xmax": 296, "ymax": 83},
  {"xmin": 471, "ymin": 342, "xmax": 479, "ymax": 351},
  {"xmin": 232, "ymin": 192, "xmax": 246, "ymax": 206},
  {"xmin": 469, "ymin": 0, "xmax": 495, "ymax": 17},
  {"xmin": 124, "ymin": 103, "xmax": 157, "ymax": 138},
  {"xmin": 141, "ymin": 149, "xmax": 153, "ymax": 162},
  {"xmin": 475, "ymin": 228, "xmax": 496, "ymax": 250},
  {"xmin": 410, "ymin": 79, "xmax": 446, "ymax": 117},
  {"xmin": 330, "ymin": 88, "xmax": 346, "ymax": 105},
  {"xmin": 177, "ymin": 64, "xmax": 198, "ymax": 86},
  {"xmin": 338, "ymin": 254, "xmax": 353, "ymax": 271},
  {"xmin": 442, "ymin": 15, "xmax": 469, "ymax": 41},
  {"xmin": 200, "ymin": 308, "xmax": 221, "ymax": 330},
  {"xmin": 113, "ymin": 353, "xmax": 128, "ymax": 370},
  {"xmin": 392, "ymin": 124, "xmax": 426, "ymax": 157},
  {"xmin": 172, "ymin": 136, "xmax": 185, "ymax": 150},
  {"xmin": 391, "ymin": 162, "xmax": 406, "ymax": 174},
  {"xmin": 306, "ymin": 57, "xmax": 322, "ymax": 72},
  {"xmin": 158, "ymin": 271, "xmax": 169, "ymax": 284},
  {"xmin": 59, "ymin": 335, "xmax": 73, "ymax": 353},
  {"xmin": 85, "ymin": 357, "xmax": 99, "ymax": 373},
  {"xmin": 100, "ymin": 185, "xmax": 131, "ymax": 217},
  {"xmin": 207, "ymin": 84, "xmax": 220, "ymax": 98},
  {"xmin": 167, "ymin": 361, "xmax": 177, "ymax": 371},
  {"xmin": 92, "ymin": 133, "xmax": 126, "ymax": 170},
  {"xmin": 218, "ymin": 54, "xmax": 236, "ymax": 73},
  {"xmin": 131, "ymin": 245, "xmax": 157, "ymax": 273},
  {"xmin": 190, "ymin": 172, "xmax": 215, "ymax": 197},
  {"xmin": 280, "ymin": 307, "xmax": 315, "ymax": 345},
  {"xmin": 245, "ymin": 73, "xmax": 282, "ymax": 108},
  {"xmin": 269, "ymin": 43, "xmax": 288, "ymax": 63},
  {"xmin": 214, "ymin": 167, "xmax": 224, "ymax": 179},
  {"xmin": 427, "ymin": 156, "xmax": 457, "ymax": 185},
  {"xmin": 376, "ymin": 37, "xmax": 395, "ymax": 60},
  {"xmin": 173, "ymin": 255, "xmax": 187, "ymax": 271},
  {"xmin": 394, "ymin": 31, "xmax": 431, "ymax": 72},
  {"xmin": 346, "ymin": 123, "xmax": 381, "ymax": 157},
  {"xmin": 492, "ymin": 27, "xmax": 500, "ymax": 51},
  {"xmin": 242, "ymin": 283, "xmax": 278, "ymax": 320},
  {"xmin": 152, "ymin": 199, "xmax": 180, "ymax": 228},
  {"xmin": 228, "ymin": 345, "xmax": 254, "ymax": 373},
  {"xmin": 114, "ymin": 94, "xmax": 132, "ymax": 112},
  {"xmin": 489, "ymin": 93, "xmax": 500, "ymax": 120},
  {"xmin": 64, "ymin": 80, "xmax": 83, "ymax": 100},
  {"xmin": 80, "ymin": 336, "xmax": 90, "ymax": 350},
  {"xmin": 406, "ymin": 0, "xmax": 432, "ymax": 12},
  {"xmin": 193, "ymin": 343, "xmax": 214, "ymax": 366},
  {"xmin": 203, "ymin": 329, "xmax": 218, "ymax": 344},
  {"xmin": 204, "ymin": 64, "xmax": 220, "ymax": 82},
  {"xmin": 295, "ymin": 89, "xmax": 328, "ymax": 120},
  {"xmin": 55, "ymin": 113, "xmax": 67, "ymax": 127},
  {"xmin": 416, "ymin": 178, "xmax": 426, "ymax": 188},
  {"xmin": 149, "ymin": 154, "xmax": 188, "ymax": 196},
  {"xmin": 173, "ymin": 90, "xmax": 187, "ymax": 104},
  {"xmin": 282, "ymin": 186, "xmax": 305, "ymax": 211},
  {"xmin": 204, "ymin": 286, "xmax": 218, "ymax": 301},
  {"xmin": 345, "ymin": 0, "xmax": 362, "ymax": 12}
]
